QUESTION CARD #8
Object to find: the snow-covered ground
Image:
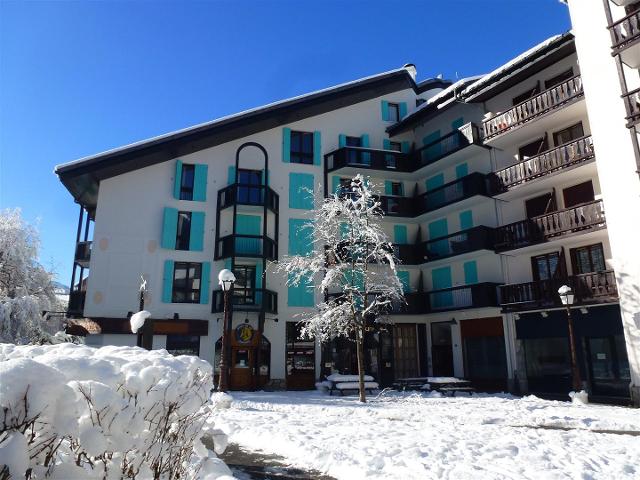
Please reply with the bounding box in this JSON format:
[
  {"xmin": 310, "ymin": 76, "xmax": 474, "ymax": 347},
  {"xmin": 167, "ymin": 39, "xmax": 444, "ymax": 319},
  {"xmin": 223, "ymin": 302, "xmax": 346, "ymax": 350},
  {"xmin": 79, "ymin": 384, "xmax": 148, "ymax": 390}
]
[{"xmin": 214, "ymin": 390, "xmax": 640, "ymax": 480}]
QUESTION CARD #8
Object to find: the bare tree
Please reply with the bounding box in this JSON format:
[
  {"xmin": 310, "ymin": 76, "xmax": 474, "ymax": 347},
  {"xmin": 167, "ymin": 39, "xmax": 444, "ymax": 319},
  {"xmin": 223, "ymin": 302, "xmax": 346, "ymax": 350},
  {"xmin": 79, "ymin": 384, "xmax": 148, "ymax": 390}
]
[{"xmin": 278, "ymin": 175, "xmax": 404, "ymax": 402}]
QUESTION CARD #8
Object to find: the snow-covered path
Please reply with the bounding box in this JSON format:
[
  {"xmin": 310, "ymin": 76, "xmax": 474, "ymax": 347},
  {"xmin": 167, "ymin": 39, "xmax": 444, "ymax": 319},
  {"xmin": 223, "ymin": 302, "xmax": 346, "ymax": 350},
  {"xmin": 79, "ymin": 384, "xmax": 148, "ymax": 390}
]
[{"xmin": 213, "ymin": 391, "xmax": 640, "ymax": 480}]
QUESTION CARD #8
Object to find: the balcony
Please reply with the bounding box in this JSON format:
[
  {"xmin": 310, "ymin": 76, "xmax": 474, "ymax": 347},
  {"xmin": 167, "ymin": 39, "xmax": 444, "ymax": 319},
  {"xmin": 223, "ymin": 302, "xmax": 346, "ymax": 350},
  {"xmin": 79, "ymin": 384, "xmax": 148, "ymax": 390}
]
[
  {"xmin": 500, "ymin": 270, "xmax": 618, "ymax": 312},
  {"xmin": 415, "ymin": 122, "xmax": 484, "ymax": 168},
  {"xmin": 482, "ymin": 76, "xmax": 584, "ymax": 142},
  {"xmin": 74, "ymin": 241, "xmax": 92, "ymax": 268},
  {"xmin": 67, "ymin": 290, "xmax": 86, "ymax": 317},
  {"xmin": 610, "ymin": 8, "xmax": 640, "ymax": 67},
  {"xmin": 217, "ymin": 183, "xmax": 279, "ymax": 212},
  {"xmin": 422, "ymin": 226, "xmax": 495, "ymax": 262},
  {"xmin": 325, "ymin": 147, "xmax": 411, "ymax": 173},
  {"xmin": 491, "ymin": 136, "xmax": 595, "ymax": 193},
  {"xmin": 494, "ymin": 200, "xmax": 606, "ymax": 252},
  {"xmin": 623, "ymin": 88, "xmax": 640, "ymax": 127},
  {"xmin": 426, "ymin": 283, "xmax": 501, "ymax": 313},
  {"xmin": 215, "ymin": 234, "xmax": 277, "ymax": 260},
  {"xmin": 379, "ymin": 173, "xmax": 489, "ymax": 218},
  {"xmin": 211, "ymin": 288, "xmax": 278, "ymax": 314}
]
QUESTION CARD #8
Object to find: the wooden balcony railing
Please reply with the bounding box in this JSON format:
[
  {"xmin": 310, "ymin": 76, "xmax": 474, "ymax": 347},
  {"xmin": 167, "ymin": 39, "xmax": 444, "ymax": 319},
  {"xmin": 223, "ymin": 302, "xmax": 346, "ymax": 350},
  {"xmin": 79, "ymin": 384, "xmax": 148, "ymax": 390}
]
[
  {"xmin": 218, "ymin": 183, "xmax": 279, "ymax": 212},
  {"xmin": 415, "ymin": 123, "xmax": 483, "ymax": 167},
  {"xmin": 74, "ymin": 241, "xmax": 92, "ymax": 267},
  {"xmin": 483, "ymin": 76, "xmax": 584, "ymax": 140},
  {"xmin": 494, "ymin": 199, "xmax": 606, "ymax": 252},
  {"xmin": 211, "ymin": 288, "xmax": 278, "ymax": 314},
  {"xmin": 623, "ymin": 87, "xmax": 640, "ymax": 127},
  {"xmin": 610, "ymin": 8, "xmax": 640, "ymax": 51},
  {"xmin": 491, "ymin": 136, "xmax": 594, "ymax": 192},
  {"xmin": 500, "ymin": 270, "xmax": 618, "ymax": 311},
  {"xmin": 215, "ymin": 234, "xmax": 277, "ymax": 260}
]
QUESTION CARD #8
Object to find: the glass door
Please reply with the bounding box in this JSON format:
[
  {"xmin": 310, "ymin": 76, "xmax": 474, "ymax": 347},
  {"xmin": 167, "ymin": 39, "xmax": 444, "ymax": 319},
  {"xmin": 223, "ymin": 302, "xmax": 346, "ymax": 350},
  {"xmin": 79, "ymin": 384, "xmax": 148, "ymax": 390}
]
[{"xmin": 586, "ymin": 336, "xmax": 631, "ymax": 397}]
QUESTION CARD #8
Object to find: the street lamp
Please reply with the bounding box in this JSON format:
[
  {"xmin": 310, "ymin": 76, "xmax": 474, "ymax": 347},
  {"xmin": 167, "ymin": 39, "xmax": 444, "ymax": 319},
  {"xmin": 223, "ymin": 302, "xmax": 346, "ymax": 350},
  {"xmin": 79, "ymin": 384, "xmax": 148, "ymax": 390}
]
[
  {"xmin": 137, "ymin": 276, "xmax": 154, "ymax": 350},
  {"xmin": 217, "ymin": 269, "xmax": 236, "ymax": 392},
  {"xmin": 558, "ymin": 284, "xmax": 582, "ymax": 393}
]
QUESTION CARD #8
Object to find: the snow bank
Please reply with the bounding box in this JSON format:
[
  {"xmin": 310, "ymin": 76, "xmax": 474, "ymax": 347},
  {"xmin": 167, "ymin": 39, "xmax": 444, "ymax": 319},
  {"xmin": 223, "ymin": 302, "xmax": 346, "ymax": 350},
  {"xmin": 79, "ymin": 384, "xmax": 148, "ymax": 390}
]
[{"xmin": 0, "ymin": 343, "xmax": 234, "ymax": 479}]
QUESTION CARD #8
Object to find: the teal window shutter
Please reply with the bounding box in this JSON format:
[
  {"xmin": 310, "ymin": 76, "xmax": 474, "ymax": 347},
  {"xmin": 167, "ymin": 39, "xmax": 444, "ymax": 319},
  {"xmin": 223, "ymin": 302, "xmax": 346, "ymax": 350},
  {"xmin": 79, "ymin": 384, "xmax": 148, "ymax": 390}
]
[
  {"xmin": 162, "ymin": 260, "xmax": 174, "ymax": 303},
  {"xmin": 394, "ymin": 225, "xmax": 408, "ymax": 244},
  {"xmin": 426, "ymin": 173, "xmax": 444, "ymax": 191},
  {"xmin": 397, "ymin": 271, "xmax": 410, "ymax": 293},
  {"xmin": 282, "ymin": 128, "xmax": 291, "ymax": 163},
  {"xmin": 399, "ymin": 102, "xmax": 407, "ymax": 119},
  {"xmin": 381, "ymin": 100, "xmax": 389, "ymax": 121},
  {"xmin": 428, "ymin": 218, "xmax": 449, "ymax": 256},
  {"xmin": 189, "ymin": 211, "xmax": 205, "ymax": 251},
  {"xmin": 313, "ymin": 131, "xmax": 322, "ymax": 166},
  {"xmin": 228, "ymin": 166, "xmax": 236, "ymax": 185},
  {"xmin": 288, "ymin": 273, "xmax": 314, "ymax": 307},
  {"xmin": 200, "ymin": 262, "xmax": 211, "ymax": 304},
  {"xmin": 161, "ymin": 207, "xmax": 179, "ymax": 249},
  {"xmin": 193, "ymin": 164, "xmax": 208, "ymax": 201},
  {"xmin": 235, "ymin": 214, "xmax": 262, "ymax": 255},
  {"xmin": 456, "ymin": 163, "xmax": 469, "ymax": 179},
  {"xmin": 360, "ymin": 134, "xmax": 370, "ymax": 165},
  {"xmin": 459, "ymin": 210, "xmax": 474, "ymax": 230},
  {"xmin": 339, "ymin": 134, "xmax": 347, "ymax": 148},
  {"xmin": 255, "ymin": 262, "xmax": 263, "ymax": 288},
  {"xmin": 464, "ymin": 261, "xmax": 479, "ymax": 285},
  {"xmin": 401, "ymin": 141, "xmax": 411, "ymax": 153},
  {"xmin": 452, "ymin": 117, "xmax": 464, "ymax": 130},
  {"xmin": 288, "ymin": 219, "xmax": 313, "ymax": 255},
  {"xmin": 174, "ymin": 160, "xmax": 183, "ymax": 199},
  {"xmin": 384, "ymin": 180, "xmax": 392, "ymax": 195},
  {"xmin": 332, "ymin": 176, "xmax": 340, "ymax": 194},
  {"xmin": 383, "ymin": 139, "xmax": 391, "ymax": 150},
  {"xmin": 431, "ymin": 266, "xmax": 453, "ymax": 308},
  {"xmin": 289, "ymin": 172, "xmax": 314, "ymax": 210},
  {"xmin": 422, "ymin": 130, "xmax": 442, "ymax": 163}
]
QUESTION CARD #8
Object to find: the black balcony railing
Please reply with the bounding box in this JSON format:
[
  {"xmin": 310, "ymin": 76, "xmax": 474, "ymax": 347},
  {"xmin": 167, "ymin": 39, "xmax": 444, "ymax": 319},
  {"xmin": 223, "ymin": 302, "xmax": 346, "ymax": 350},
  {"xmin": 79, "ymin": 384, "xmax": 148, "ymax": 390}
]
[
  {"xmin": 623, "ymin": 87, "xmax": 640, "ymax": 127},
  {"xmin": 379, "ymin": 173, "xmax": 489, "ymax": 218},
  {"xmin": 483, "ymin": 76, "xmax": 584, "ymax": 140},
  {"xmin": 67, "ymin": 290, "xmax": 86, "ymax": 316},
  {"xmin": 211, "ymin": 288, "xmax": 278, "ymax": 314},
  {"xmin": 325, "ymin": 147, "xmax": 411, "ymax": 172},
  {"xmin": 217, "ymin": 183, "xmax": 279, "ymax": 211},
  {"xmin": 74, "ymin": 241, "xmax": 92, "ymax": 267},
  {"xmin": 500, "ymin": 270, "xmax": 618, "ymax": 311},
  {"xmin": 610, "ymin": 8, "xmax": 640, "ymax": 52},
  {"xmin": 494, "ymin": 200, "xmax": 606, "ymax": 252},
  {"xmin": 422, "ymin": 226, "xmax": 495, "ymax": 262},
  {"xmin": 426, "ymin": 283, "xmax": 500, "ymax": 312},
  {"xmin": 415, "ymin": 123, "xmax": 483, "ymax": 167},
  {"xmin": 215, "ymin": 234, "xmax": 277, "ymax": 260},
  {"xmin": 491, "ymin": 136, "xmax": 595, "ymax": 193}
]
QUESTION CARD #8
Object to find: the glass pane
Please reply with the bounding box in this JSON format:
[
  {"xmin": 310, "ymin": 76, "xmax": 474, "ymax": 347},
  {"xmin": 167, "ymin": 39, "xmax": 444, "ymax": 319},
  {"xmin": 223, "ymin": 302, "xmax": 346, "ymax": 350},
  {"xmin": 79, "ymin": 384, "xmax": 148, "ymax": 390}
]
[
  {"xmin": 173, "ymin": 267, "xmax": 187, "ymax": 288},
  {"xmin": 181, "ymin": 165, "xmax": 195, "ymax": 189},
  {"xmin": 346, "ymin": 136, "xmax": 361, "ymax": 147},
  {"xmin": 302, "ymin": 133, "xmax": 313, "ymax": 153},
  {"xmin": 291, "ymin": 132, "xmax": 301, "ymax": 151},
  {"xmin": 590, "ymin": 246, "xmax": 605, "ymax": 272},
  {"xmin": 524, "ymin": 338, "xmax": 570, "ymax": 377}
]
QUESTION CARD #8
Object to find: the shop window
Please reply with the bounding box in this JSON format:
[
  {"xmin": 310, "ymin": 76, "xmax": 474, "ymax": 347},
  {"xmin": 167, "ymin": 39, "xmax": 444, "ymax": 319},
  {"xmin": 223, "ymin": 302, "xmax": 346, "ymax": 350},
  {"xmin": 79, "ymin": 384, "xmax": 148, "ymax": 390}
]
[{"xmin": 166, "ymin": 335, "xmax": 200, "ymax": 356}]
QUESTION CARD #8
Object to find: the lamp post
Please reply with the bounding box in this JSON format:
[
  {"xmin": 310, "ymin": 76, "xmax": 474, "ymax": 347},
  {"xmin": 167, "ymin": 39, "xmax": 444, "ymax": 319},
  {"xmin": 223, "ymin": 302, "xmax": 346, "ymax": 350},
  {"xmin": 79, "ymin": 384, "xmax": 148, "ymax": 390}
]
[
  {"xmin": 558, "ymin": 284, "xmax": 581, "ymax": 392},
  {"xmin": 217, "ymin": 269, "xmax": 236, "ymax": 392},
  {"xmin": 137, "ymin": 276, "xmax": 154, "ymax": 350}
]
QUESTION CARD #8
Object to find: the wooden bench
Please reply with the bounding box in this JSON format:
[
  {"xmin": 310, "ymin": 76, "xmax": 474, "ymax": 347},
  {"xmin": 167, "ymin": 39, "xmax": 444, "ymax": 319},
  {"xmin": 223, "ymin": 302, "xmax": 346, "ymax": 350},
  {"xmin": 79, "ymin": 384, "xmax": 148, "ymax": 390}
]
[
  {"xmin": 322, "ymin": 374, "xmax": 379, "ymax": 396},
  {"xmin": 394, "ymin": 377, "xmax": 476, "ymax": 396}
]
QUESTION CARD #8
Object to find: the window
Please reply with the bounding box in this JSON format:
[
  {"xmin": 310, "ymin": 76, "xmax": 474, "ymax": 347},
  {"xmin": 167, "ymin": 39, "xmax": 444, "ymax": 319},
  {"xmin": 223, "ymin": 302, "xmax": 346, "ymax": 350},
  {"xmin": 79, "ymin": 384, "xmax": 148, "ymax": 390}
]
[
  {"xmin": 387, "ymin": 103, "xmax": 400, "ymax": 122},
  {"xmin": 545, "ymin": 68, "xmax": 574, "ymax": 90},
  {"xmin": 180, "ymin": 164, "xmax": 195, "ymax": 200},
  {"xmin": 571, "ymin": 243, "xmax": 606, "ymax": 274},
  {"xmin": 345, "ymin": 136, "xmax": 363, "ymax": 164},
  {"xmin": 518, "ymin": 137, "xmax": 548, "ymax": 161},
  {"xmin": 172, "ymin": 262, "xmax": 202, "ymax": 303},
  {"xmin": 233, "ymin": 265, "xmax": 256, "ymax": 305},
  {"xmin": 553, "ymin": 122, "xmax": 584, "ymax": 147},
  {"xmin": 562, "ymin": 180, "xmax": 594, "ymax": 208},
  {"xmin": 524, "ymin": 338, "xmax": 571, "ymax": 378},
  {"xmin": 390, "ymin": 182, "xmax": 404, "ymax": 196},
  {"xmin": 512, "ymin": 83, "xmax": 540, "ymax": 106},
  {"xmin": 388, "ymin": 141, "xmax": 402, "ymax": 152},
  {"xmin": 166, "ymin": 335, "xmax": 200, "ymax": 356},
  {"xmin": 531, "ymin": 252, "xmax": 565, "ymax": 281},
  {"xmin": 237, "ymin": 169, "xmax": 262, "ymax": 204},
  {"xmin": 290, "ymin": 131, "xmax": 314, "ymax": 164},
  {"xmin": 176, "ymin": 212, "xmax": 192, "ymax": 250}
]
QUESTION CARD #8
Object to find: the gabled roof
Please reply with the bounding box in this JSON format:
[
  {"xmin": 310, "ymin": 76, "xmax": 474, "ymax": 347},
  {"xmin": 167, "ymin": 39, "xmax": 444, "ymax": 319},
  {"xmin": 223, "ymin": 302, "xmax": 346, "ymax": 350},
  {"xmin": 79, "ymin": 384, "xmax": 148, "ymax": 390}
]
[{"xmin": 55, "ymin": 68, "xmax": 451, "ymax": 211}]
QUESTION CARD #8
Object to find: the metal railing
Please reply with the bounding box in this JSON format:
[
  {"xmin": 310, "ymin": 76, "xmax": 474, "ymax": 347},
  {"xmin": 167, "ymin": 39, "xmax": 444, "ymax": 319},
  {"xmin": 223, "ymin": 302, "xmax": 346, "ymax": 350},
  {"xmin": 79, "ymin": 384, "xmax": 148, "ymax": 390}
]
[
  {"xmin": 415, "ymin": 123, "xmax": 483, "ymax": 167},
  {"xmin": 67, "ymin": 291, "xmax": 86, "ymax": 316},
  {"xmin": 421, "ymin": 226, "xmax": 495, "ymax": 262},
  {"xmin": 483, "ymin": 76, "xmax": 584, "ymax": 140},
  {"xmin": 215, "ymin": 234, "xmax": 277, "ymax": 260},
  {"xmin": 427, "ymin": 283, "xmax": 500, "ymax": 312},
  {"xmin": 325, "ymin": 147, "xmax": 411, "ymax": 172},
  {"xmin": 491, "ymin": 136, "xmax": 594, "ymax": 192},
  {"xmin": 217, "ymin": 183, "xmax": 279, "ymax": 211},
  {"xmin": 211, "ymin": 288, "xmax": 278, "ymax": 314},
  {"xmin": 500, "ymin": 270, "xmax": 618, "ymax": 311},
  {"xmin": 494, "ymin": 199, "xmax": 606, "ymax": 252}
]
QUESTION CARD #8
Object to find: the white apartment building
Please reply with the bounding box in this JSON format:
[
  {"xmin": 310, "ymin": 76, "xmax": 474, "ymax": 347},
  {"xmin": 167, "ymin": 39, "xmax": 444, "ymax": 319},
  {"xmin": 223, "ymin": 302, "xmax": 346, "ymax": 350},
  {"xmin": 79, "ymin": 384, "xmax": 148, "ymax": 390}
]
[{"xmin": 57, "ymin": 10, "xmax": 640, "ymax": 404}]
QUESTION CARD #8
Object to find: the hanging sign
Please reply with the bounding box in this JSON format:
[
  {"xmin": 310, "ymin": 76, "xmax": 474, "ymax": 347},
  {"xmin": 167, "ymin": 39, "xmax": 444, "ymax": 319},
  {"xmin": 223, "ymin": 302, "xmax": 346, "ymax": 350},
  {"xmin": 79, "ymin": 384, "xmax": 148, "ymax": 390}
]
[{"xmin": 235, "ymin": 324, "xmax": 254, "ymax": 344}]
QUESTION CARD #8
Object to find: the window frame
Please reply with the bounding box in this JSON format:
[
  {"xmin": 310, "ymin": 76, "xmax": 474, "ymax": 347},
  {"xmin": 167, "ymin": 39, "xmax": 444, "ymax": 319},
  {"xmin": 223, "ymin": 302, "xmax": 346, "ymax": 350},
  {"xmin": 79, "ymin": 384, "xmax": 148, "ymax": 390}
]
[
  {"xmin": 387, "ymin": 103, "xmax": 400, "ymax": 122},
  {"xmin": 290, "ymin": 130, "xmax": 315, "ymax": 165},
  {"xmin": 388, "ymin": 141, "xmax": 402, "ymax": 152},
  {"xmin": 390, "ymin": 182, "xmax": 404, "ymax": 196},
  {"xmin": 175, "ymin": 211, "xmax": 192, "ymax": 251},
  {"xmin": 552, "ymin": 122, "xmax": 585, "ymax": 147},
  {"xmin": 172, "ymin": 262, "xmax": 202, "ymax": 303},
  {"xmin": 530, "ymin": 251, "xmax": 565, "ymax": 281},
  {"xmin": 570, "ymin": 243, "xmax": 606, "ymax": 275},
  {"xmin": 232, "ymin": 264, "xmax": 257, "ymax": 305},
  {"xmin": 180, "ymin": 164, "xmax": 195, "ymax": 201}
]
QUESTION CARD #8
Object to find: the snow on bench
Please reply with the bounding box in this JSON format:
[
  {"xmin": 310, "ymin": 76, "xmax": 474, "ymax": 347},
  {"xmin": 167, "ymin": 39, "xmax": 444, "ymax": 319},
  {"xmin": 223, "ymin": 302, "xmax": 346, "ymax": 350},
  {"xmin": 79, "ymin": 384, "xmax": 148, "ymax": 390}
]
[{"xmin": 322, "ymin": 374, "xmax": 379, "ymax": 396}]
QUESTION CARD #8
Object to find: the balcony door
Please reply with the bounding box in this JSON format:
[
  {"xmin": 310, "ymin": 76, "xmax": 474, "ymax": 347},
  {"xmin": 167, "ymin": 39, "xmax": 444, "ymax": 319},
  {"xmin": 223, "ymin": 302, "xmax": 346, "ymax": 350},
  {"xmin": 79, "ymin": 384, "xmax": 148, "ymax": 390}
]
[
  {"xmin": 586, "ymin": 335, "xmax": 631, "ymax": 397},
  {"xmin": 431, "ymin": 322, "xmax": 454, "ymax": 377},
  {"xmin": 393, "ymin": 324, "xmax": 419, "ymax": 379},
  {"xmin": 346, "ymin": 136, "xmax": 363, "ymax": 165},
  {"xmin": 237, "ymin": 169, "xmax": 262, "ymax": 205},
  {"xmin": 562, "ymin": 180, "xmax": 594, "ymax": 209},
  {"xmin": 525, "ymin": 192, "xmax": 556, "ymax": 219},
  {"xmin": 286, "ymin": 322, "xmax": 316, "ymax": 390}
]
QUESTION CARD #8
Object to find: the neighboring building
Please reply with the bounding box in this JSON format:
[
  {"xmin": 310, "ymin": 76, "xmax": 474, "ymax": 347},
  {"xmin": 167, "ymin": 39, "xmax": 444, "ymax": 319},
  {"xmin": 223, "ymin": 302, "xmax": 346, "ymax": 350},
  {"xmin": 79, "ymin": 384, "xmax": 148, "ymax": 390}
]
[{"xmin": 57, "ymin": 20, "xmax": 640, "ymax": 404}]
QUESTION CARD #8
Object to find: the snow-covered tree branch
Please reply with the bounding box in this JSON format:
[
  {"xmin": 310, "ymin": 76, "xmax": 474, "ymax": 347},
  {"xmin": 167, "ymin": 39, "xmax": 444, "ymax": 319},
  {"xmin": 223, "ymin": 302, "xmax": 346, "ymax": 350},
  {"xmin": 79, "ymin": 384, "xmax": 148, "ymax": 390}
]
[{"xmin": 277, "ymin": 175, "xmax": 404, "ymax": 402}]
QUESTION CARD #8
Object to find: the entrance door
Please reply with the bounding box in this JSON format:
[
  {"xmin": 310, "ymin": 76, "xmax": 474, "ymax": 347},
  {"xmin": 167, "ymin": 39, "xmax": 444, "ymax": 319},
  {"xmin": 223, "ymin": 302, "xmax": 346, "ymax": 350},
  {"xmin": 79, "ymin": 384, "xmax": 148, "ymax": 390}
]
[
  {"xmin": 431, "ymin": 322, "xmax": 454, "ymax": 376},
  {"xmin": 230, "ymin": 347, "xmax": 254, "ymax": 390},
  {"xmin": 393, "ymin": 324, "xmax": 419, "ymax": 379},
  {"xmin": 286, "ymin": 322, "xmax": 316, "ymax": 390},
  {"xmin": 586, "ymin": 336, "xmax": 631, "ymax": 397}
]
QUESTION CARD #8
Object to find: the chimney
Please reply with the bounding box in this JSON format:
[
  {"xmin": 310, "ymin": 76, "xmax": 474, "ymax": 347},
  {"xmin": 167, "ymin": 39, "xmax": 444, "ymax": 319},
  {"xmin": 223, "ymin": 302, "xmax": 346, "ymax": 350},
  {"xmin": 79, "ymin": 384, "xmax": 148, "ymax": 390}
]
[{"xmin": 403, "ymin": 63, "xmax": 417, "ymax": 81}]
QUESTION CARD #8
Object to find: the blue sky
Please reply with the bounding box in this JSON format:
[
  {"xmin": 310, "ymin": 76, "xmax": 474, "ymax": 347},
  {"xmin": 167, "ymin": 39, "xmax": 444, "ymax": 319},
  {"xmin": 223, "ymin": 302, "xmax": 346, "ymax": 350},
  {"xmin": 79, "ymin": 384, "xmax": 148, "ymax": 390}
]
[{"xmin": 0, "ymin": 0, "xmax": 570, "ymax": 285}]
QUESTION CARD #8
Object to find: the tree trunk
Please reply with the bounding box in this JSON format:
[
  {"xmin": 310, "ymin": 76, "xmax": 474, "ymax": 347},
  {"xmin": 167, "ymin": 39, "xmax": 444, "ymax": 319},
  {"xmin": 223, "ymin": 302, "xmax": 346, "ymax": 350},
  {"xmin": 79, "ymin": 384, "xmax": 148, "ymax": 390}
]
[{"xmin": 356, "ymin": 323, "xmax": 366, "ymax": 403}]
